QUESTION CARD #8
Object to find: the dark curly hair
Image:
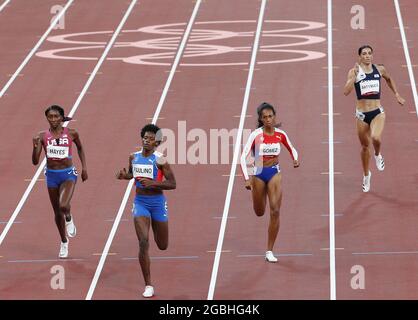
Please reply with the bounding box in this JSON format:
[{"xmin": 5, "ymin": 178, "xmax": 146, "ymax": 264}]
[{"xmin": 140, "ymin": 123, "xmax": 162, "ymax": 143}]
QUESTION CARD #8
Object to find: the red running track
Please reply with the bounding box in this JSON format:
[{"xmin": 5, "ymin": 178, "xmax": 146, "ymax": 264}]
[
  {"xmin": 333, "ymin": 0, "xmax": 418, "ymax": 299},
  {"xmin": 0, "ymin": 0, "xmax": 417, "ymax": 300}
]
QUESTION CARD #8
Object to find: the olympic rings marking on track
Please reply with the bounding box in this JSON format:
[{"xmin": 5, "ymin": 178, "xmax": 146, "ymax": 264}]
[{"xmin": 36, "ymin": 20, "xmax": 326, "ymax": 66}]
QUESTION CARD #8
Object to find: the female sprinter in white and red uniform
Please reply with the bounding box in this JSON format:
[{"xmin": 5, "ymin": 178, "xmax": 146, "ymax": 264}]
[
  {"xmin": 343, "ymin": 45, "xmax": 405, "ymax": 192},
  {"xmin": 116, "ymin": 124, "xmax": 176, "ymax": 298},
  {"xmin": 240, "ymin": 102, "xmax": 299, "ymax": 263},
  {"xmin": 32, "ymin": 105, "xmax": 88, "ymax": 258}
]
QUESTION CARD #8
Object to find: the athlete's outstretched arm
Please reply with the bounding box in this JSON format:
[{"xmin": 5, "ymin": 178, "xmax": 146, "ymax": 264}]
[
  {"xmin": 32, "ymin": 132, "xmax": 43, "ymax": 165},
  {"xmin": 378, "ymin": 65, "xmax": 405, "ymax": 105},
  {"xmin": 71, "ymin": 129, "xmax": 88, "ymax": 182}
]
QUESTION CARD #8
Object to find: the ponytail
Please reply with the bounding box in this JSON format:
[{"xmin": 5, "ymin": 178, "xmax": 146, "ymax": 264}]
[{"xmin": 62, "ymin": 116, "xmax": 73, "ymax": 122}]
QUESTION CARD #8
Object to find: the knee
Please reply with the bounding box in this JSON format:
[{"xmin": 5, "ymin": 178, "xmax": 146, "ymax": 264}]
[
  {"xmin": 253, "ymin": 207, "xmax": 264, "ymax": 217},
  {"xmin": 59, "ymin": 204, "xmax": 70, "ymax": 214},
  {"xmin": 157, "ymin": 242, "xmax": 168, "ymax": 251},
  {"xmin": 361, "ymin": 144, "xmax": 369, "ymax": 152},
  {"xmin": 371, "ymin": 136, "xmax": 381, "ymax": 145},
  {"xmin": 139, "ymin": 238, "xmax": 149, "ymax": 252},
  {"xmin": 270, "ymin": 208, "xmax": 280, "ymax": 219}
]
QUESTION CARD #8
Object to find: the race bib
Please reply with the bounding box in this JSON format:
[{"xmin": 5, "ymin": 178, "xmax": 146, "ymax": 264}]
[
  {"xmin": 46, "ymin": 145, "xmax": 69, "ymax": 159},
  {"xmin": 360, "ymin": 80, "xmax": 380, "ymax": 96},
  {"xmin": 132, "ymin": 164, "xmax": 154, "ymax": 179},
  {"xmin": 259, "ymin": 143, "xmax": 280, "ymax": 156}
]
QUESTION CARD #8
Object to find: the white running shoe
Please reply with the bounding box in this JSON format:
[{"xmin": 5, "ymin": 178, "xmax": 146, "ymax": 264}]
[
  {"xmin": 265, "ymin": 251, "xmax": 278, "ymax": 263},
  {"xmin": 65, "ymin": 215, "xmax": 77, "ymax": 238},
  {"xmin": 59, "ymin": 239, "xmax": 69, "ymax": 258},
  {"xmin": 375, "ymin": 154, "xmax": 385, "ymax": 171},
  {"xmin": 142, "ymin": 285, "xmax": 154, "ymax": 298},
  {"xmin": 362, "ymin": 171, "xmax": 371, "ymax": 193}
]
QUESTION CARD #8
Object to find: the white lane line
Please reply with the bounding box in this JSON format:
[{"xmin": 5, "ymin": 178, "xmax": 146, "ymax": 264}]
[
  {"xmin": 394, "ymin": 0, "xmax": 418, "ymax": 116},
  {"xmin": 327, "ymin": 0, "xmax": 336, "ymax": 301},
  {"xmin": 104, "ymin": 218, "xmax": 129, "ymax": 222},
  {"xmin": 0, "ymin": 0, "xmax": 137, "ymax": 248},
  {"xmin": 85, "ymin": 0, "xmax": 202, "ymax": 301},
  {"xmin": 207, "ymin": 0, "xmax": 266, "ymax": 301},
  {"xmin": 0, "ymin": 0, "xmax": 74, "ymax": 98},
  {"xmin": 352, "ymin": 251, "xmax": 418, "ymax": 256},
  {"xmin": 121, "ymin": 256, "xmax": 199, "ymax": 261},
  {"xmin": 237, "ymin": 253, "xmax": 314, "ymax": 257},
  {"xmin": 321, "ymin": 213, "xmax": 343, "ymax": 217},
  {"xmin": 0, "ymin": 0, "xmax": 11, "ymax": 13},
  {"xmin": 8, "ymin": 258, "xmax": 85, "ymax": 263}
]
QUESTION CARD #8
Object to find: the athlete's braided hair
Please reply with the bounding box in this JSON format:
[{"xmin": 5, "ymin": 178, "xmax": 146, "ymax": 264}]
[{"xmin": 45, "ymin": 105, "xmax": 72, "ymax": 122}]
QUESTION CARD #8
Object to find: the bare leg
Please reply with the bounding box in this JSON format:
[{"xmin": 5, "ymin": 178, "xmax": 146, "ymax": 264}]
[
  {"xmin": 266, "ymin": 174, "xmax": 283, "ymax": 251},
  {"xmin": 151, "ymin": 220, "xmax": 168, "ymax": 250},
  {"xmin": 356, "ymin": 119, "xmax": 371, "ymax": 176},
  {"xmin": 47, "ymin": 188, "xmax": 66, "ymax": 243},
  {"xmin": 370, "ymin": 112, "xmax": 386, "ymax": 156},
  {"xmin": 251, "ymin": 176, "xmax": 267, "ymax": 217},
  {"xmin": 58, "ymin": 180, "xmax": 76, "ymax": 222},
  {"xmin": 134, "ymin": 216, "xmax": 152, "ymax": 286}
]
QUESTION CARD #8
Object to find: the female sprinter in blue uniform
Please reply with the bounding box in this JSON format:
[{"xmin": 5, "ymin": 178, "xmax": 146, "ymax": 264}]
[
  {"xmin": 240, "ymin": 103, "xmax": 299, "ymax": 263},
  {"xmin": 117, "ymin": 124, "xmax": 176, "ymax": 298},
  {"xmin": 32, "ymin": 105, "xmax": 88, "ymax": 258},
  {"xmin": 343, "ymin": 45, "xmax": 405, "ymax": 192}
]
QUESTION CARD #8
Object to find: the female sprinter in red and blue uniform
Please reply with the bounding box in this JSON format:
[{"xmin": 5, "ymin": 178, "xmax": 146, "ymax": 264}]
[
  {"xmin": 117, "ymin": 124, "xmax": 176, "ymax": 298},
  {"xmin": 32, "ymin": 105, "xmax": 88, "ymax": 258},
  {"xmin": 240, "ymin": 102, "xmax": 299, "ymax": 263}
]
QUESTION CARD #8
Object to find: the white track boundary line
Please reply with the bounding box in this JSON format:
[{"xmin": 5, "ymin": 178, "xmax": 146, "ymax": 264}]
[
  {"xmin": 85, "ymin": 0, "xmax": 202, "ymax": 300},
  {"xmin": 207, "ymin": 0, "xmax": 266, "ymax": 301},
  {"xmin": 0, "ymin": 0, "xmax": 11, "ymax": 13},
  {"xmin": 0, "ymin": 0, "xmax": 137, "ymax": 248},
  {"xmin": 394, "ymin": 0, "xmax": 418, "ymax": 116},
  {"xmin": 327, "ymin": 0, "xmax": 336, "ymax": 301},
  {"xmin": 0, "ymin": 0, "xmax": 74, "ymax": 98}
]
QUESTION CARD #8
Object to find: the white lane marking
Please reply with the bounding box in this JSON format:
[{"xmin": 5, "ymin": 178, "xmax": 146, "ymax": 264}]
[
  {"xmin": 207, "ymin": 0, "xmax": 266, "ymax": 301},
  {"xmin": 327, "ymin": 0, "xmax": 336, "ymax": 301},
  {"xmin": 0, "ymin": 0, "xmax": 11, "ymax": 13},
  {"xmin": 394, "ymin": 0, "xmax": 418, "ymax": 116},
  {"xmin": 0, "ymin": 1, "xmax": 135, "ymax": 249},
  {"xmin": 352, "ymin": 251, "xmax": 418, "ymax": 255},
  {"xmin": 0, "ymin": 0, "xmax": 74, "ymax": 98},
  {"xmin": 85, "ymin": 0, "xmax": 202, "ymax": 300}
]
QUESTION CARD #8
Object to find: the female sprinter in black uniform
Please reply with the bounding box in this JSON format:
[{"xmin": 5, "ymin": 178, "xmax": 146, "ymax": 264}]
[
  {"xmin": 32, "ymin": 105, "xmax": 88, "ymax": 258},
  {"xmin": 116, "ymin": 124, "xmax": 176, "ymax": 298},
  {"xmin": 343, "ymin": 45, "xmax": 405, "ymax": 192},
  {"xmin": 240, "ymin": 103, "xmax": 299, "ymax": 262}
]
